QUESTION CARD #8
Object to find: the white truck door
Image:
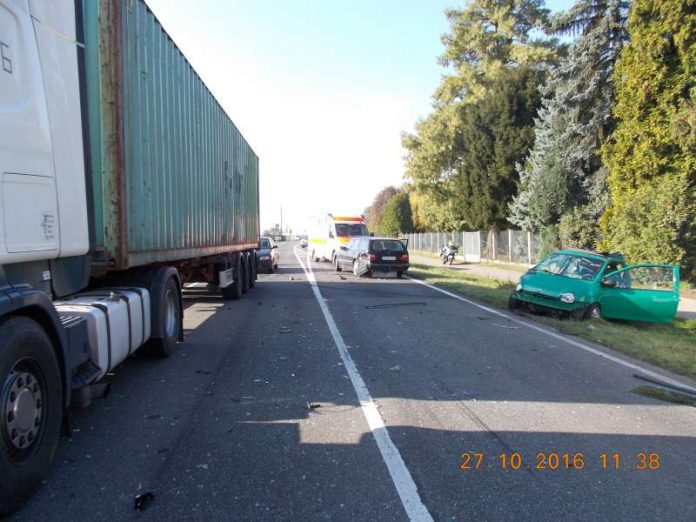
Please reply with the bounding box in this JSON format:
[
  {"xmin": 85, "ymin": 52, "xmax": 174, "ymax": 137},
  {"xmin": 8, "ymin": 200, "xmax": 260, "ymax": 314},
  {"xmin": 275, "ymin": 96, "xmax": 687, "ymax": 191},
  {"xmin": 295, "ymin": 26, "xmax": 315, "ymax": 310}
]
[{"xmin": 0, "ymin": 0, "xmax": 59, "ymax": 263}]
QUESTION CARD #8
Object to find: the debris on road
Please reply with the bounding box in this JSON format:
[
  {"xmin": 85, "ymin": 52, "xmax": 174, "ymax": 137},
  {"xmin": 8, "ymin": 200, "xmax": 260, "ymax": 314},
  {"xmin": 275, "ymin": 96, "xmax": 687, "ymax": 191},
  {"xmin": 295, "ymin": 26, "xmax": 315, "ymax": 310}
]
[
  {"xmin": 389, "ymin": 365, "xmax": 401, "ymax": 371},
  {"xmin": 306, "ymin": 402, "xmax": 321, "ymax": 410},
  {"xmin": 133, "ymin": 492, "xmax": 154, "ymax": 511},
  {"xmin": 366, "ymin": 302, "xmax": 426, "ymax": 309},
  {"xmin": 492, "ymin": 323, "xmax": 521, "ymax": 329}
]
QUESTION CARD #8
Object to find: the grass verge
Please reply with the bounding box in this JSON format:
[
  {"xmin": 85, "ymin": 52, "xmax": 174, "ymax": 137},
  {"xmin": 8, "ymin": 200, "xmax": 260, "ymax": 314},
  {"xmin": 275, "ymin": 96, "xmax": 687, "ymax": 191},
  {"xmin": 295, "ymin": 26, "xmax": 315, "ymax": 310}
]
[{"xmin": 408, "ymin": 264, "xmax": 696, "ymax": 381}]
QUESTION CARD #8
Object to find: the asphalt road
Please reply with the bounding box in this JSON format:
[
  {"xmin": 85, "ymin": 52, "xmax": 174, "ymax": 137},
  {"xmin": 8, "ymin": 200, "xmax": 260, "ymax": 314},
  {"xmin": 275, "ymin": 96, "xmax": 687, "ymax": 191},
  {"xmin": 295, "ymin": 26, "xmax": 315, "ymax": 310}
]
[{"xmin": 11, "ymin": 242, "xmax": 696, "ymax": 521}]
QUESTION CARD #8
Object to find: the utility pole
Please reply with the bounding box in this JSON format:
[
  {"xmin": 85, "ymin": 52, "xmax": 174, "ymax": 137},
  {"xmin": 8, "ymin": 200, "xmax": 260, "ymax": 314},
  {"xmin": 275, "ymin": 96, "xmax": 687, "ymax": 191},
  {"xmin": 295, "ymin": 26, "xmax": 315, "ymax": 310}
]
[{"xmin": 280, "ymin": 206, "xmax": 283, "ymax": 237}]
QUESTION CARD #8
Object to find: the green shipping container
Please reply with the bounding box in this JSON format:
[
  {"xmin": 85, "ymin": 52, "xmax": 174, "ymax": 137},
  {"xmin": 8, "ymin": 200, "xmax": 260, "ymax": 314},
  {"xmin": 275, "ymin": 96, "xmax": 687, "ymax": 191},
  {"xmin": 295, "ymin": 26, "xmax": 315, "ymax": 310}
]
[{"xmin": 82, "ymin": 0, "xmax": 259, "ymax": 270}]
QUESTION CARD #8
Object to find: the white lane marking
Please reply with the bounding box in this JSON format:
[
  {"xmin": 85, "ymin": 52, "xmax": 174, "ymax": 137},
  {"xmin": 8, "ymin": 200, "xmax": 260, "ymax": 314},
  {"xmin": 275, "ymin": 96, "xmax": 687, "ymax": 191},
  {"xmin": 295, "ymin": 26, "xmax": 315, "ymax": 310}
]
[
  {"xmin": 405, "ymin": 275, "xmax": 696, "ymax": 393},
  {"xmin": 294, "ymin": 248, "xmax": 434, "ymax": 522}
]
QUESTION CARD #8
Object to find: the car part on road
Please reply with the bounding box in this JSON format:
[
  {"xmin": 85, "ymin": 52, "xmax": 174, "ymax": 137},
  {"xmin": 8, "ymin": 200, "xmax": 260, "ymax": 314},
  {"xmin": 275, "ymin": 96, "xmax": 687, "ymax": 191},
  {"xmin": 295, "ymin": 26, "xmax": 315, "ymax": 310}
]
[{"xmin": 0, "ymin": 316, "xmax": 63, "ymax": 515}]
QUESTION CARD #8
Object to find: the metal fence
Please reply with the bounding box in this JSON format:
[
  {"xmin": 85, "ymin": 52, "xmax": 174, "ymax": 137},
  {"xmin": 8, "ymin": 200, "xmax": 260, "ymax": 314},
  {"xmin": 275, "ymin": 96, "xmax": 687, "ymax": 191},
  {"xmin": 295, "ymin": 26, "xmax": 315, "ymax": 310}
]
[{"xmin": 405, "ymin": 230, "xmax": 542, "ymax": 265}]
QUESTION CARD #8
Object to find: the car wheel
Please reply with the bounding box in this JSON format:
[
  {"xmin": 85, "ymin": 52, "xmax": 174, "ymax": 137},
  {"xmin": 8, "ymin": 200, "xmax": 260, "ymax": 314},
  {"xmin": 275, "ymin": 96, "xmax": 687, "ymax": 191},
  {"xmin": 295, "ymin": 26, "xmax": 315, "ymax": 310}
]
[
  {"xmin": 334, "ymin": 256, "xmax": 342, "ymax": 272},
  {"xmin": 396, "ymin": 271, "xmax": 403, "ymax": 279},
  {"xmin": 0, "ymin": 316, "xmax": 62, "ymax": 515},
  {"xmin": 508, "ymin": 294, "xmax": 522, "ymax": 311},
  {"xmin": 583, "ymin": 303, "xmax": 601, "ymax": 321}
]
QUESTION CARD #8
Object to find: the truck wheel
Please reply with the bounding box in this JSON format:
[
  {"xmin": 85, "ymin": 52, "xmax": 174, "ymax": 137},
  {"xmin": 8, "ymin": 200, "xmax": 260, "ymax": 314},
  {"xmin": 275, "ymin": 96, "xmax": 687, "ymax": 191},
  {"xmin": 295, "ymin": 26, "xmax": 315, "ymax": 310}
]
[
  {"xmin": 248, "ymin": 253, "xmax": 256, "ymax": 288},
  {"xmin": 0, "ymin": 316, "xmax": 62, "ymax": 515},
  {"xmin": 241, "ymin": 257, "xmax": 250, "ymax": 294},
  {"xmin": 147, "ymin": 274, "xmax": 182, "ymax": 357},
  {"xmin": 222, "ymin": 255, "xmax": 242, "ymax": 301}
]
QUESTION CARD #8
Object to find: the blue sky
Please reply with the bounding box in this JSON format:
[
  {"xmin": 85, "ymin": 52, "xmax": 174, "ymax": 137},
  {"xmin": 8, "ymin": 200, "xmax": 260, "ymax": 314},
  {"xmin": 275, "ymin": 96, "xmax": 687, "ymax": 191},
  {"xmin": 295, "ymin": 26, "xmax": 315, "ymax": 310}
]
[{"xmin": 146, "ymin": 0, "xmax": 577, "ymax": 232}]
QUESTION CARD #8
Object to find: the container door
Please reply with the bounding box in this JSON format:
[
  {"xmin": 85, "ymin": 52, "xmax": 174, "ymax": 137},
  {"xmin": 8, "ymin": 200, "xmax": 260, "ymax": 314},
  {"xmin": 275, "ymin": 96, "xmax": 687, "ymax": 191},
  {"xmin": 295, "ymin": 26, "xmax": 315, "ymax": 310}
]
[{"xmin": 599, "ymin": 265, "xmax": 679, "ymax": 323}]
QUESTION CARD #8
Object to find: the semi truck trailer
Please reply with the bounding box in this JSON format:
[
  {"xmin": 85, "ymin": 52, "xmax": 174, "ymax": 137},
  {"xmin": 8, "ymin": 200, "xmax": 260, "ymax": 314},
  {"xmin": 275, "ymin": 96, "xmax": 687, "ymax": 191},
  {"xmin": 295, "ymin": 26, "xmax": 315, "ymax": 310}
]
[{"xmin": 0, "ymin": 0, "xmax": 260, "ymax": 512}]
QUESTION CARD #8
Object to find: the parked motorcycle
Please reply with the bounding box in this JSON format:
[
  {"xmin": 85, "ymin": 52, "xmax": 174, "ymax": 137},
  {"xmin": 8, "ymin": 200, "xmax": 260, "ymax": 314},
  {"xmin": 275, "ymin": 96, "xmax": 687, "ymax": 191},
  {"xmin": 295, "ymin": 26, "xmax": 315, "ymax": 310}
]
[{"xmin": 440, "ymin": 244, "xmax": 458, "ymax": 265}]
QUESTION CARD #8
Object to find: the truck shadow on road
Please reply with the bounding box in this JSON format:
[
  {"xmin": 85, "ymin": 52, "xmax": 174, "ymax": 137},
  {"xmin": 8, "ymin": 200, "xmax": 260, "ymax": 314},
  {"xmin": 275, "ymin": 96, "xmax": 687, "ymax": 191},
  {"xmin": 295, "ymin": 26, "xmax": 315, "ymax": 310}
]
[{"xmin": 12, "ymin": 278, "xmax": 696, "ymax": 521}]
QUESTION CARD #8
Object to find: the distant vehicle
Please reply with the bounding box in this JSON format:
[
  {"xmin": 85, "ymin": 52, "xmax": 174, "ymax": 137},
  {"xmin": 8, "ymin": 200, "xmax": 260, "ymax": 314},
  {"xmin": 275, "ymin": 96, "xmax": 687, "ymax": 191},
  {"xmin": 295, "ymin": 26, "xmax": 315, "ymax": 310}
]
[
  {"xmin": 257, "ymin": 237, "xmax": 280, "ymax": 273},
  {"xmin": 300, "ymin": 238, "xmax": 308, "ymax": 248},
  {"xmin": 308, "ymin": 214, "xmax": 369, "ymax": 265},
  {"xmin": 508, "ymin": 249, "xmax": 680, "ymax": 323},
  {"xmin": 335, "ymin": 237, "xmax": 410, "ymax": 278}
]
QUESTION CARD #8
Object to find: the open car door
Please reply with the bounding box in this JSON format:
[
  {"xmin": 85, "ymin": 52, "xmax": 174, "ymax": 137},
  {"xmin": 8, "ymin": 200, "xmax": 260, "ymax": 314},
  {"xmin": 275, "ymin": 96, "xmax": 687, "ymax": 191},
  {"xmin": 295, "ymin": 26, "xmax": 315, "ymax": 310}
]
[{"xmin": 599, "ymin": 265, "xmax": 680, "ymax": 323}]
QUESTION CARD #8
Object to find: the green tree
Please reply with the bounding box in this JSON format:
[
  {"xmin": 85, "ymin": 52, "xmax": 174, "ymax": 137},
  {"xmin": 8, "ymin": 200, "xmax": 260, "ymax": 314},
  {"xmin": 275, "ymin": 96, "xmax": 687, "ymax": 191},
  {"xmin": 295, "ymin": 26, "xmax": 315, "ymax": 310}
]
[
  {"xmin": 509, "ymin": 0, "xmax": 630, "ymax": 245},
  {"xmin": 437, "ymin": 0, "xmax": 556, "ymax": 105},
  {"xmin": 403, "ymin": 0, "xmax": 559, "ymax": 231},
  {"xmin": 602, "ymin": 0, "xmax": 696, "ymax": 277},
  {"xmin": 379, "ymin": 192, "xmax": 414, "ymax": 237},
  {"xmin": 364, "ymin": 186, "xmax": 398, "ymax": 234},
  {"xmin": 449, "ymin": 66, "xmax": 544, "ymax": 229}
]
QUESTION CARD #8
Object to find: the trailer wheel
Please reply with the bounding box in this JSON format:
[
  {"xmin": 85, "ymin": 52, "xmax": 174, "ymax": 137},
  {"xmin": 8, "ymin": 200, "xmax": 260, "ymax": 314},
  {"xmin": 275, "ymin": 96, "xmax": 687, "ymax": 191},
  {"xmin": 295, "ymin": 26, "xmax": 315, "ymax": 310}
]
[
  {"xmin": 0, "ymin": 316, "xmax": 62, "ymax": 515},
  {"xmin": 222, "ymin": 255, "xmax": 242, "ymax": 301},
  {"xmin": 146, "ymin": 273, "xmax": 182, "ymax": 357},
  {"xmin": 241, "ymin": 256, "xmax": 250, "ymax": 294},
  {"xmin": 248, "ymin": 252, "xmax": 256, "ymax": 288}
]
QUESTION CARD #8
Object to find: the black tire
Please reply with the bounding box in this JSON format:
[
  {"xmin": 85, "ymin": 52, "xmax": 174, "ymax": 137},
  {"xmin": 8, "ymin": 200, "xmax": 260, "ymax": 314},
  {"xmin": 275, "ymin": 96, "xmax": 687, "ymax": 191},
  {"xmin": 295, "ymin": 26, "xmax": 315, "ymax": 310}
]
[
  {"xmin": 241, "ymin": 257, "xmax": 249, "ymax": 294},
  {"xmin": 311, "ymin": 250, "xmax": 319, "ymax": 263},
  {"xmin": 583, "ymin": 303, "xmax": 601, "ymax": 321},
  {"xmin": 396, "ymin": 271, "xmax": 403, "ymax": 279},
  {"xmin": 0, "ymin": 316, "xmax": 62, "ymax": 515},
  {"xmin": 147, "ymin": 274, "xmax": 182, "ymax": 357},
  {"xmin": 248, "ymin": 253, "xmax": 256, "ymax": 288},
  {"xmin": 222, "ymin": 255, "xmax": 243, "ymax": 301},
  {"xmin": 508, "ymin": 294, "xmax": 521, "ymax": 311},
  {"xmin": 334, "ymin": 256, "xmax": 342, "ymax": 272}
]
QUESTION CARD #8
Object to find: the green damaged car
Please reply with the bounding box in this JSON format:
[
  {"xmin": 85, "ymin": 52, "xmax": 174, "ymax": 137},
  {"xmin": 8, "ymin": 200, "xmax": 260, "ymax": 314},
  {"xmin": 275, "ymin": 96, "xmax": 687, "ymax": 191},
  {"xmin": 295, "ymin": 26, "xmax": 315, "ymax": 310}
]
[{"xmin": 508, "ymin": 249, "xmax": 680, "ymax": 324}]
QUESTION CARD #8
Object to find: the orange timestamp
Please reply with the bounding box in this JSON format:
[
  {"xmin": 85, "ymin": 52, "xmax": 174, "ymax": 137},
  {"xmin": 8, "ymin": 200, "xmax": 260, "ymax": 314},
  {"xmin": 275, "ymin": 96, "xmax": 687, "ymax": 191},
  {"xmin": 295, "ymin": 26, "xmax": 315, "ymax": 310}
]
[{"xmin": 459, "ymin": 451, "xmax": 661, "ymax": 471}]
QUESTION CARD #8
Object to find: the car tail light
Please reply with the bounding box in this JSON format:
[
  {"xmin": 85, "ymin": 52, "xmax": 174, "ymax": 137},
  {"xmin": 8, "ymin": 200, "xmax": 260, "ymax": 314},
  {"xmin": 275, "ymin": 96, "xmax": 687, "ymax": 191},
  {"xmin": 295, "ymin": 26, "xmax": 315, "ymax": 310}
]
[
  {"xmin": 369, "ymin": 254, "xmax": 377, "ymax": 262},
  {"xmin": 400, "ymin": 254, "xmax": 409, "ymax": 262}
]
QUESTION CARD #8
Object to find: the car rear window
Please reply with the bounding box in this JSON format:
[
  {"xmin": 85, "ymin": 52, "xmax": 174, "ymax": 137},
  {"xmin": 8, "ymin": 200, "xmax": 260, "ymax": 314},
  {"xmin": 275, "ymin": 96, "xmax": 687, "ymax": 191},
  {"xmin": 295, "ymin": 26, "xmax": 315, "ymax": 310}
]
[{"xmin": 371, "ymin": 240, "xmax": 405, "ymax": 252}]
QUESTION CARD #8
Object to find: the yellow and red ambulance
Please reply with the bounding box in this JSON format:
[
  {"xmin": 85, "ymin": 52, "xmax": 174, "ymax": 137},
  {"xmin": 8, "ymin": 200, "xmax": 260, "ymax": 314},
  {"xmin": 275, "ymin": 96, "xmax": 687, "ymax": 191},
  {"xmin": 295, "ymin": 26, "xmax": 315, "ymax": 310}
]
[{"xmin": 308, "ymin": 214, "xmax": 370, "ymax": 264}]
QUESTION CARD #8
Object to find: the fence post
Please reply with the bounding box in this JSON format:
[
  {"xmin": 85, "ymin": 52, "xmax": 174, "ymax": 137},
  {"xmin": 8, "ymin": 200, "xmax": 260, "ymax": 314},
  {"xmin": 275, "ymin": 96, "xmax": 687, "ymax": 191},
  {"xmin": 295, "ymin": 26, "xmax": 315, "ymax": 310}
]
[
  {"xmin": 462, "ymin": 231, "xmax": 465, "ymax": 261},
  {"xmin": 491, "ymin": 231, "xmax": 496, "ymax": 261},
  {"xmin": 527, "ymin": 231, "xmax": 532, "ymax": 264},
  {"xmin": 508, "ymin": 229, "xmax": 513, "ymax": 262}
]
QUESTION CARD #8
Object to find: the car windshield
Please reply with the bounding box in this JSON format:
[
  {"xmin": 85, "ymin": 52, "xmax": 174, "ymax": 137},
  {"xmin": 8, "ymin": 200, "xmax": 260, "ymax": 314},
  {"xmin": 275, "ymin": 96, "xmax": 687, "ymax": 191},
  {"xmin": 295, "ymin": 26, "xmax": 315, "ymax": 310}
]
[
  {"xmin": 371, "ymin": 239, "xmax": 405, "ymax": 252},
  {"xmin": 535, "ymin": 253, "xmax": 604, "ymax": 281},
  {"xmin": 335, "ymin": 223, "xmax": 369, "ymax": 237},
  {"xmin": 260, "ymin": 238, "xmax": 271, "ymax": 249}
]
